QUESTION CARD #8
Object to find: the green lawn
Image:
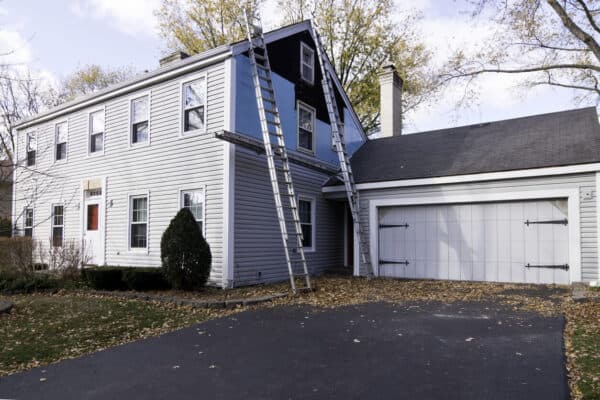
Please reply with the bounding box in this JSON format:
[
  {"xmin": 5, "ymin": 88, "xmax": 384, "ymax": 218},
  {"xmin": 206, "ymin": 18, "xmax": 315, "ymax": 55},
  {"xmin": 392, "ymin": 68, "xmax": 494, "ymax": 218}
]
[{"xmin": 0, "ymin": 293, "xmax": 223, "ymax": 375}]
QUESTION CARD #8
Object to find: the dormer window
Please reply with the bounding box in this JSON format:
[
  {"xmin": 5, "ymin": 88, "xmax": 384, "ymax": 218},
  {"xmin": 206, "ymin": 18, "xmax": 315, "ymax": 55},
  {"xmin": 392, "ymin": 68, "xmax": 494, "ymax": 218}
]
[{"xmin": 300, "ymin": 42, "xmax": 315, "ymax": 84}]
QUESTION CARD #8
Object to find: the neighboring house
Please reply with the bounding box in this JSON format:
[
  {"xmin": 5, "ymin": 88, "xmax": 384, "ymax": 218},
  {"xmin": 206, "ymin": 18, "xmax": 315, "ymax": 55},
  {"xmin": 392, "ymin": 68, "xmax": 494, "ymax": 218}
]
[
  {"xmin": 11, "ymin": 21, "xmax": 366, "ymax": 287},
  {"xmin": 325, "ymin": 66, "xmax": 600, "ymax": 285}
]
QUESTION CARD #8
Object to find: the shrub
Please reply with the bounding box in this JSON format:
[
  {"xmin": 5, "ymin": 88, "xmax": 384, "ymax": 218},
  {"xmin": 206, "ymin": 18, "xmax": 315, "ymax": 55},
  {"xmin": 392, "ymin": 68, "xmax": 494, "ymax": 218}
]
[
  {"xmin": 0, "ymin": 217, "xmax": 12, "ymax": 237},
  {"xmin": 161, "ymin": 208, "xmax": 211, "ymax": 290},
  {"xmin": 37, "ymin": 239, "xmax": 88, "ymax": 279},
  {"xmin": 0, "ymin": 272, "xmax": 60, "ymax": 293},
  {"xmin": 81, "ymin": 267, "xmax": 125, "ymax": 291},
  {"xmin": 0, "ymin": 237, "xmax": 34, "ymax": 276},
  {"xmin": 121, "ymin": 268, "xmax": 170, "ymax": 291}
]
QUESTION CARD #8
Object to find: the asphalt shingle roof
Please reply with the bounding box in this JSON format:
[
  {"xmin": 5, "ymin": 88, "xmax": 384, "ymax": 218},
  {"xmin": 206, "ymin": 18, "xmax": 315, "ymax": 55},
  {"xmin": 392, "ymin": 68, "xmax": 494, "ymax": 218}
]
[{"xmin": 331, "ymin": 107, "xmax": 600, "ymax": 185}]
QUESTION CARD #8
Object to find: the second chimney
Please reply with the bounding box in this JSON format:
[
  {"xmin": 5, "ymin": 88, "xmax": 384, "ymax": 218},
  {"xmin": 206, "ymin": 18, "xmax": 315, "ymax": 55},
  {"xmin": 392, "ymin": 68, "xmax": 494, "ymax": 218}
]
[
  {"xmin": 159, "ymin": 51, "xmax": 190, "ymax": 67},
  {"xmin": 379, "ymin": 62, "xmax": 403, "ymax": 138}
]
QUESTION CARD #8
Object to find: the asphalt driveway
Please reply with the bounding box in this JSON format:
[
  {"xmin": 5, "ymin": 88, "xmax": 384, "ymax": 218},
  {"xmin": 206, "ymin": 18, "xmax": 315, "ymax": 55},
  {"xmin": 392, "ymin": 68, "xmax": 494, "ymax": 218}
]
[{"xmin": 0, "ymin": 301, "xmax": 568, "ymax": 400}]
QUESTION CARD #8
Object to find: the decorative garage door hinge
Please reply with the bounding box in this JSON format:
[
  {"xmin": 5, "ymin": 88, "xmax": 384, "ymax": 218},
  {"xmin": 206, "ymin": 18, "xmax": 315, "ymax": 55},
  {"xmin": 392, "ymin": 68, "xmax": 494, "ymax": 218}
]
[
  {"xmin": 379, "ymin": 260, "xmax": 410, "ymax": 265},
  {"xmin": 524, "ymin": 219, "xmax": 568, "ymax": 226},
  {"xmin": 379, "ymin": 223, "xmax": 410, "ymax": 228},
  {"xmin": 525, "ymin": 263, "xmax": 569, "ymax": 270}
]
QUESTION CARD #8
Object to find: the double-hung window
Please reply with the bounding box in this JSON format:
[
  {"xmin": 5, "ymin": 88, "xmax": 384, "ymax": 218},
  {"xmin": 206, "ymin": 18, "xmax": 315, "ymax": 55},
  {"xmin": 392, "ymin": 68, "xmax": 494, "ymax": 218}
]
[
  {"xmin": 300, "ymin": 42, "xmax": 315, "ymax": 84},
  {"xmin": 130, "ymin": 195, "xmax": 148, "ymax": 249},
  {"xmin": 181, "ymin": 189, "xmax": 204, "ymax": 234},
  {"xmin": 182, "ymin": 77, "xmax": 206, "ymax": 133},
  {"xmin": 298, "ymin": 198, "xmax": 314, "ymax": 250},
  {"xmin": 51, "ymin": 205, "xmax": 64, "ymax": 247},
  {"xmin": 55, "ymin": 121, "xmax": 68, "ymax": 161},
  {"xmin": 297, "ymin": 102, "xmax": 315, "ymax": 153},
  {"xmin": 131, "ymin": 95, "xmax": 149, "ymax": 144},
  {"xmin": 89, "ymin": 110, "xmax": 104, "ymax": 153},
  {"xmin": 26, "ymin": 132, "xmax": 36, "ymax": 166},
  {"xmin": 24, "ymin": 208, "xmax": 33, "ymax": 237}
]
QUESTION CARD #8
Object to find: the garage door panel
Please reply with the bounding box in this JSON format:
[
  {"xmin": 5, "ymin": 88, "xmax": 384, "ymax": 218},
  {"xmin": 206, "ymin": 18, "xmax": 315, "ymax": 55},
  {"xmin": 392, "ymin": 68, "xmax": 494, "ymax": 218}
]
[{"xmin": 378, "ymin": 199, "xmax": 570, "ymax": 285}]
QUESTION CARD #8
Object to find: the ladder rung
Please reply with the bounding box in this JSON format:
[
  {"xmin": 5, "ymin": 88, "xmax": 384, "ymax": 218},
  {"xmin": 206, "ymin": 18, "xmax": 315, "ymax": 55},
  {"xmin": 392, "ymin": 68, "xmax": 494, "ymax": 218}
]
[{"xmin": 260, "ymin": 85, "xmax": 273, "ymax": 92}]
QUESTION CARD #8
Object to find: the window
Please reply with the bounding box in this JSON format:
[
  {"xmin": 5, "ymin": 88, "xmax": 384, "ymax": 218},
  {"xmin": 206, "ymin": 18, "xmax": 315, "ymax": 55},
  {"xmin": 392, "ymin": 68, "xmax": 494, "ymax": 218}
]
[
  {"xmin": 26, "ymin": 132, "xmax": 36, "ymax": 166},
  {"xmin": 89, "ymin": 110, "xmax": 104, "ymax": 153},
  {"xmin": 297, "ymin": 102, "xmax": 315, "ymax": 153},
  {"xmin": 182, "ymin": 77, "xmax": 206, "ymax": 133},
  {"xmin": 131, "ymin": 96, "xmax": 149, "ymax": 144},
  {"xmin": 24, "ymin": 208, "xmax": 33, "ymax": 237},
  {"xmin": 300, "ymin": 42, "xmax": 315, "ymax": 84},
  {"xmin": 181, "ymin": 189, "xmax": 204, "ymax": 234},
  {"xmin": 298, "ymin": 198, "xmax": 314, "ymax": 250},
  {"xmin": 51, "ymin": 205, "xmax": 64, "ymax": 247},
  {"xmin": 55, "ymin": 122, "xmax": 68, "ymax": 161},
  {"xmin": 87, "ymin": 204, "xmax": 99, "ymax": 231},
  {"xmin": 130, "ymin": 196, "xmax": 148, "ymax": 249}
]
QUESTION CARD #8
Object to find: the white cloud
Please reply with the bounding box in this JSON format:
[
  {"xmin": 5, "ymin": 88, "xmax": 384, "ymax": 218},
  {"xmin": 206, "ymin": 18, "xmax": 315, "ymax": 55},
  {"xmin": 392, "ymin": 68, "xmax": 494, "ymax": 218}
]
[
  {"xmin": 0, "ymin": 29, "xmax": 33, "ymax": 65},
  {"xmin": 70, "ymin": 0, "xmax": 161, "ymax": 36}
]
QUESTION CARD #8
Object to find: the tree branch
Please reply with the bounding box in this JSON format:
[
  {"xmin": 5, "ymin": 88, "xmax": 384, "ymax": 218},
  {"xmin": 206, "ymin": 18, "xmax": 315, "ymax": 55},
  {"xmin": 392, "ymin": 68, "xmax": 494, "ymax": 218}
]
[{"xmin": 574, "ymin": 0, "xmax": 600, "ymax": 35}]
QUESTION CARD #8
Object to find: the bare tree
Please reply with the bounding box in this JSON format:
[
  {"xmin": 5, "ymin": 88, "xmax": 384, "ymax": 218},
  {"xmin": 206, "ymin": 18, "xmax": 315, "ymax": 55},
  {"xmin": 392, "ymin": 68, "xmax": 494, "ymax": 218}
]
[{"xmin": 442, "ymin": 0, "xmax": 600, "ymax": 106}]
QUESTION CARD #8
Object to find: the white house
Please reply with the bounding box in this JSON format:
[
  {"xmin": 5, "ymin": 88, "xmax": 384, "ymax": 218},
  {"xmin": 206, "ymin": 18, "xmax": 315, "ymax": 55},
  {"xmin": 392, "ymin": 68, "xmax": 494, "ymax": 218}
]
[{"xmin": 12, "ymin": 21, "xmax": 600, "ymax": 288}]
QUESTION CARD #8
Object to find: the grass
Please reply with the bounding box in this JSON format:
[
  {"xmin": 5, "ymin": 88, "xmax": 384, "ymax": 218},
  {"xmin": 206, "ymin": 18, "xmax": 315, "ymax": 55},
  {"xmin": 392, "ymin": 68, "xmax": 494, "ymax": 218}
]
[
  {"xmin": 0, "ymin": 292, "xmax": 229, "ymax": 375},
  {"xmin": 0, "ymin": 276, "xmax": 598, "ymax": 399}
]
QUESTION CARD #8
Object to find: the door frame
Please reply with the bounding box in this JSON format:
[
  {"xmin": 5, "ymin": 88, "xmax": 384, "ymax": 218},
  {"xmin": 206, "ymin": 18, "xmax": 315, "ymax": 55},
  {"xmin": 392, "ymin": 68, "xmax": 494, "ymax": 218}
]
[
  {"xmin": 364, "ymin": 188, "xmax": 581, "ymax": 283},
  {"xmin": 80, "ymin": 177, "xmax": 106, "ymax": 266}
]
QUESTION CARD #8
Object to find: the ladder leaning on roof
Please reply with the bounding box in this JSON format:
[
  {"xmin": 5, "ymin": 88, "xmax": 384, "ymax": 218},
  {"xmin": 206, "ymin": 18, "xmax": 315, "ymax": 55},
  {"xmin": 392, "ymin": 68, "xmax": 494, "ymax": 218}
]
[
  {"xmin": 310, "ymin": 21, "xmax": 375, "ymax": 278},
  {"xmin": 242, "ymin": 10, "xmax": 311, "ymax": 293}
]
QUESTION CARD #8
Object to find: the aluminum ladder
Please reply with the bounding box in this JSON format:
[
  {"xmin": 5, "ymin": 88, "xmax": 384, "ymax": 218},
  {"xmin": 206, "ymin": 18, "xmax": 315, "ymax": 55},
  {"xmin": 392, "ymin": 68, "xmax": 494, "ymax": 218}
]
[
  {"xmin": 243, "ymin": 11, "xmax": 311, "ymax": 293},
  {"xmin": 311, "ymin": 22, "xmax": 374, "ymax": 278}
]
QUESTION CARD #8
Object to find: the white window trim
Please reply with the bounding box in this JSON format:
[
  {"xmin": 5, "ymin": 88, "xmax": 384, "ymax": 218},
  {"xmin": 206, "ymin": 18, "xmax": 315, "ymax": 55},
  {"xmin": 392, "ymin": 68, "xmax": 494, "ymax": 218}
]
[
  {"xmin": 297, "ymin": 101, "xmax": 316, "ymax": 155},
  {"xmin": 300, "ymin": 41, "xmax": 315, "ymax": 85},
  {"xmin": 298, "ymin": 195, "xmax": 316, "ymax": 252},
  {"xmin": 128, "ymin": 92, "xmax": 151, "ymax": 147},
  {"xmin": 51, "ymin": 203, "xmax": 65, "ymax": 247},
  {"xmin": 23, "ymin": 207, "xmax": 34, "ymax": 237},
  {"xmin": 179, "ymin": 72, "xmax": 208, "ymax": 137},
  {"xmin": 365, "ymin": 188, "xmax": 582, "ymax": 283},
  {"xmin": 127, "ymin": 191, "xmax": 150, "ymax": 253},
  {"xmin": 25, "ymin": 130, "xmax": 37, "ymax": 166},
  {"xmin": 179, "ymin": 186, "xmax": 207, "ymax": 237},
  {"xmin": 53, "ymin": 119, "xmax": 69, "ymax": 163},
  {"xmin": 87, "ymin": 106, "xmax": 106, "ymax": 157}
]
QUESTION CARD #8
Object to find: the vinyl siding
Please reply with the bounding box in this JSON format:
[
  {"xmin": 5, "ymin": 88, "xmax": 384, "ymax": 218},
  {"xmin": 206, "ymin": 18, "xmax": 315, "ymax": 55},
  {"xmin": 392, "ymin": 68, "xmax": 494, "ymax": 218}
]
[
  {"xmin": 13, "ymin": 62, "xmax": 227, "ymax": 284},
  {"xmin": 355, "ymin": 173, "xmax": 598, "ymax": 282},
  {"xmin": 233, "ymin": 147, "xmax": 344, "ymax": 286}
]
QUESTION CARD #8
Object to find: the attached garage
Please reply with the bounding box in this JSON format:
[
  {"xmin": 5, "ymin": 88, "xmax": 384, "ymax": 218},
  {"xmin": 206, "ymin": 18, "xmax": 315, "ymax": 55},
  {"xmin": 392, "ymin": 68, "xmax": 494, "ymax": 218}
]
[
  {"xmin": 324, "ymin": 107, "xmax": 600, "ymax": 285},
  {"xmin": 376, "ymin": 199, "xmax": 570, "ymax": 284}
]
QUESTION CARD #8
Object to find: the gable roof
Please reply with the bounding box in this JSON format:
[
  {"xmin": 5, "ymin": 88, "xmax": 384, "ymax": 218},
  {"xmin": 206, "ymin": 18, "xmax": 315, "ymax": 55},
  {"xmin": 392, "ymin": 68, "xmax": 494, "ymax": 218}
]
[
  {"xmin": 15, "ymin": 20, "xmax": 366, "ymax": 141},
  {"xmin": 326, "ymin": 107, "xmax": 600, "ymax": 186}
]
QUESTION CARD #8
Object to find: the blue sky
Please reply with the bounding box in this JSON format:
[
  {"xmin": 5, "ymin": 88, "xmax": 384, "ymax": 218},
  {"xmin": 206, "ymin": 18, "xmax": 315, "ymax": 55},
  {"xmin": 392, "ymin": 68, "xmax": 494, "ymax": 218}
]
[{"xmin": 0, "ymin": 0, "xmax": 589, "ymax": 133}]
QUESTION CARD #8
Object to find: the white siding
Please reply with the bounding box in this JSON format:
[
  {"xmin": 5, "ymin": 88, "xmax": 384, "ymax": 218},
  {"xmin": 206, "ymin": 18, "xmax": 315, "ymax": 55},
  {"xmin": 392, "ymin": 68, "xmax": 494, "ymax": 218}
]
[
  {"xmin": 356, "ymin": 173, "xmax": 598, "ymax": 282},
  {"xmin": 13, "ymin": 62, "xmax": 228, "ymax": 284},
  {"xmin": 233, "ymin": 147, "xmax": 344, "ymax": 286}
]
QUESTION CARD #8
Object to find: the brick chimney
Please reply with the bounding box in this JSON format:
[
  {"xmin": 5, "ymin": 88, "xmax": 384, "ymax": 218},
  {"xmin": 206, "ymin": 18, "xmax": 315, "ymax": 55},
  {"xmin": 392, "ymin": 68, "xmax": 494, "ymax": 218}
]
[
  {"xmin": 379, "ymin": 62, "xmax": 403, "ymax": 137},
  {"xmin": 159, "ymin": 51, "xmax": 190, "ymax": 67}
]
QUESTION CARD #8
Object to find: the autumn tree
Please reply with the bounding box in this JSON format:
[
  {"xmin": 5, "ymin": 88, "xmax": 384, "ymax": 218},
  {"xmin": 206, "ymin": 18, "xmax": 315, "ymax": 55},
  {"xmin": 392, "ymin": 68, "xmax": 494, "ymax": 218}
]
[
  {"xmin": 156, "ymin": 0, "xmax": 262, "ymax": 54},
  {"xmin": 46, "ymin": 64, "xmax": 136, "ymax": 107},
  {"xmin": 442, "ymin": 0, "xmax": 600, "ymax": 106},
  {"xmin": 156, "ymin": 0, "xmax": 441, "ymax": 133}
]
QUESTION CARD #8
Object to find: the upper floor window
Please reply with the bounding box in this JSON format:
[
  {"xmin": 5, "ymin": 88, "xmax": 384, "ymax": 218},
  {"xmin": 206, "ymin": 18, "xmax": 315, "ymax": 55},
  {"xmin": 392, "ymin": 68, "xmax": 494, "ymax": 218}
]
[
  {"xmin": 300, "ymin": 42, "xmax": 315, "ymax": 84},
  {"xmin": 51, "ymin": 205, "xmax": 64, "ymax": 247},
  {"xmin": 298, "ymin": 197, "xmax": 314, "ymax": 250},
  {"xmin": 26, "ymin": 132, "xmax": 36, "ymax": 166},
  {"xmin": 297, "ymin": 102, "xmax": 315, "ymax": 153},
  {"xmin": 55, "ymin": 121, "xmax": 68, "ymax": 161},
  {"xmin": 131, "ymin": 95, "xmax": 149, "ymax": 144},
  {"xmin": 24, "ymin": 208, "xmax": 33, "ymax": 237},
  {"xmin": 182, "ymin": 77, "xmax": 206, "ymax": 134},
  {"xmin": 89, "ymin": 110, "xmax": 104, "ymax": 154},
  {"xmin": 181, "ymin": 189, "xmax": 204, "ymax": 235},
  {"xmin": 130, "ymin": 195, "xmax": 148, "ymax": 249}
]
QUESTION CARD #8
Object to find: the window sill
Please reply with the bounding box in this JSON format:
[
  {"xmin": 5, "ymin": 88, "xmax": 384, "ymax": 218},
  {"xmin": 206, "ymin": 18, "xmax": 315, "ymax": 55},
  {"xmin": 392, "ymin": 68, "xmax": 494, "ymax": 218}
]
[
  {"xmin": 129, "ymin": 141, "xmax": 150, "ymax": 149},
  {"xmin": 297, "ymin": 147, "xmax": 315, "ymax": 156},
  {"xmin": 303, "ymin": 247, "xmax": 315, "ymax": 253},
  {"xmin": 87, "ymin": 151, "xmax": 104, "ymax": 158},
  {"xmin": 127, "ymin": 248, "xmax": 149, "ymax": 254},
  {"xmin": 179, "ymin": 129, "xmax": 206, "ymax": 138}
]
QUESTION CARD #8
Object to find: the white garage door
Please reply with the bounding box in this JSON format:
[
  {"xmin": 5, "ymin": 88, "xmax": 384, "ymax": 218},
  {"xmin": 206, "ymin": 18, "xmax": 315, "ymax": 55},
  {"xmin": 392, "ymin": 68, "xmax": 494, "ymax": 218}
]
[{"xmin": 377, "ymin": 199, "xmax": 570, "ymax": 284}]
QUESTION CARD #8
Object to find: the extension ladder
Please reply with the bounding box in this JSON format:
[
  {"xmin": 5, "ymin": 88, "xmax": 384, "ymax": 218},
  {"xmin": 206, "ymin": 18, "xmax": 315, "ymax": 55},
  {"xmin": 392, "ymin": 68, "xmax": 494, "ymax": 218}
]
[{"xmin": 243, "ymin": 11, "xmax": 311, "ymax": 293}]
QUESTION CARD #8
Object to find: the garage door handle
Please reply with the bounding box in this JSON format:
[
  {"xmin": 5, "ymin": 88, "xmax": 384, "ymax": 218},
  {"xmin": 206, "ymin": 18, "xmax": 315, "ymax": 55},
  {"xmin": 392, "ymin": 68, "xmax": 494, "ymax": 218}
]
[
  {"xmin": 379, "ymin": 260, "xmax": 410, "ymax": 265},
  {"xmin": 525, "ymin": 263, "xmax": 569, "ymax": 271},
  {"xmin": 379, "ymin": 224, "xmax": 410, "ymax": 228},
  {"xmin": 524, "ymin": 219, "xmax": 568, "ymax": 226}
]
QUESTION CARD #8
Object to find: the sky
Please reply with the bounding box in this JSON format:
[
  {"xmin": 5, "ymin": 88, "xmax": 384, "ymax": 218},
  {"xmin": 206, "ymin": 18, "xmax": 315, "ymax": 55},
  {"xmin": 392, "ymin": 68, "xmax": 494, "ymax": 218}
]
[{"xmin": 0, "ymin": 0, "xmax": 590, "ymax": 133}]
